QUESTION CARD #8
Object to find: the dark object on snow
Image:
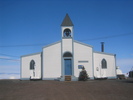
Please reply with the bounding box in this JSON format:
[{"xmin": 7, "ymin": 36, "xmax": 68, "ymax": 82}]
[
  {"xmin": 128, "ymin": 67, "xmax": 133, "ymax": 78},
  {"xmin": 117, "ymin": 75, "xmax": 126, "ymax": 80},
  {"xmin": 78, "ymin": 67, "xmax": 89, "ymax": 81},
  {"xmin": 129, "ymin": 71, "xmax": 133, "ymax": 78}
]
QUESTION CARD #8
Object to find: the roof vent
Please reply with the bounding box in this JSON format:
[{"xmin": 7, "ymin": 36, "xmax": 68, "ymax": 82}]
[{"xmin": 101, "ymin": 42, "xmax": 104, "ymax": 52}]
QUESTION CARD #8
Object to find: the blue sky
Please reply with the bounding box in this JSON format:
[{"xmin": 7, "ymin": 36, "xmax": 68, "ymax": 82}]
[{"xmin": 0, "ymin": 0, "xmax": 133, "ymax": 79}]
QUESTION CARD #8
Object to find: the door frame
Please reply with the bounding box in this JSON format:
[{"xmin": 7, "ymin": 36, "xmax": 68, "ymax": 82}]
[{"xmin": 63, "ymin": 57, "xmax": 73, "ymax": 76}]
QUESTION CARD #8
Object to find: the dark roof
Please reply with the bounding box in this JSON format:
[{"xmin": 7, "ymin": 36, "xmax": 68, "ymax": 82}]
[{"xmin": 61, "ymin": 14, "xmax": 74, "ymax": 26}]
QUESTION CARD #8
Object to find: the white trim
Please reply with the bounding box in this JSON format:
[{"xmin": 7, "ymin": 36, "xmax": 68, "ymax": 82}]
[
  {"xmin": 41, "ymin": 52, "xmax": 43, "ymax": 79},
  {"xmin": 114, "ymin": 54, "xmax": 117, "ymax": 78},
  {"xmin": 62, "ymin": 37, "xmax": 72, "ymax": 39},
  {"xmin": 92, "ymin": 49, "xmax": 94, "ymax": 79},
  {"xmin": 61, "ymin": 39, "xmax": 63, "ymax": 77},
  {"xmin": 20, "ymin": 57, "xmax": 22, "ymax": 80}
]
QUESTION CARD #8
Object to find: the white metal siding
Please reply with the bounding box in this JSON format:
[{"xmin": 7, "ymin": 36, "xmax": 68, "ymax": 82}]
[
  {"xmin": 93, "ymin": 52, "xmax": 116, "ymax": 78},
  {"xmin": 62, "ymin": 39, "xmax": 73, "ymax": 53},
  {"xmin": 21, "ymin": 53, "xmax": 41, "ymax": 80},
  {"xmin": 43, "ymin": 42, "xmax": 61, "ymax": 79},
  {"xmin": 74, "ymin": 42, "xmax": 93, "ymax": 78}
]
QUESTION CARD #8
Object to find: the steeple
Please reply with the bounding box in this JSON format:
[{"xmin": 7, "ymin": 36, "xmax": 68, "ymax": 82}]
[{"xmin": 61, "ymin": 14, "xmax": 74, "ymax": 26}]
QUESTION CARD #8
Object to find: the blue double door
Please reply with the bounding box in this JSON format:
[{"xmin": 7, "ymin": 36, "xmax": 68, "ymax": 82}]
[{"xmin": 64, "ymin": 59, "xmax": 72, "ymax": 75}]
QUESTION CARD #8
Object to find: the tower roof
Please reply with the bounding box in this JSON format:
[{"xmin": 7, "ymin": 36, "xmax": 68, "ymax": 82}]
[{"xmin": 61, "ymin": 14, "xmax": 74, "ymax": 26}]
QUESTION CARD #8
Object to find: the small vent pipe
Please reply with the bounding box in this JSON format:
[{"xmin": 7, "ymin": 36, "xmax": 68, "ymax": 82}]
[{"xmin": 101, "ymin": 42, "xmax": 104, "ymax": 52}]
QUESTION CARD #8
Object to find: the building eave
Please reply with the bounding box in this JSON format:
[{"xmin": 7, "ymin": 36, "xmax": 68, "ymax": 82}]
[
  {"xmin": 94, "ymin": 51, "xmax": 115, "ymax": 56},
  {"xmin": 43, "ymin": 41, "xmax": 61, "ymax": 49},
  {"xmin": 74, "ymin": 40, "xmax": 93, "ymax": 48},
  {"xmin": 21, "ymin": 52, "xmax": 41, "ymax": 58}
]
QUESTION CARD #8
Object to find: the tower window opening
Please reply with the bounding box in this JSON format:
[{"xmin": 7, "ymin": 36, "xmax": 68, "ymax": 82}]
[{"xmin": 63, "ymin": 28, "xmax": 71, "ymax": 37}]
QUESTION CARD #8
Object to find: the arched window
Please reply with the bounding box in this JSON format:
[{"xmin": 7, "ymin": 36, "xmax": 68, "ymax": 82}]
[
  {"xmin": 63, "ymin": 52, "xmax": 72, "ymax": 57},
  {"xmin": 101, "ymin": 59, "xmax": 107, "ymax": 69},
  {"xmin": 63, "ymin": 28, "xmax": 71, "ymax": 37},
  {"xmin": 30, "ymin": 60, "xmax": 35, "ymax": 70}
]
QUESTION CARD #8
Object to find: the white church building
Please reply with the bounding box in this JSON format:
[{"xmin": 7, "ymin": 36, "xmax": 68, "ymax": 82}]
[{"xmin": 21, "ymin": 14, "xmax": 117, "ymax": 81}]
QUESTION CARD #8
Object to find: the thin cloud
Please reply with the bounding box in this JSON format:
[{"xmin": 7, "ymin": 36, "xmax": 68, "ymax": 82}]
[
  {"xmin": 0, "ymin": 65, "xmax": 20, "ymax": 79},
  {"xmin": 117, "ymin": 58, "xmax": 133, "ymax": 66},
  {"xmin": 0, "ymin": 55, "xmax": 20, "ymax": 62},
  {"xmin": 0, "ymin": 65, "xmax": 20, "ymax": 68},
  {"xmin": 0, "ymin": 73, "xmax": 20, "ymax": 79},
  {"xmin": 0, "ymin": 56, "xmax": 10, "ymax": 59}
]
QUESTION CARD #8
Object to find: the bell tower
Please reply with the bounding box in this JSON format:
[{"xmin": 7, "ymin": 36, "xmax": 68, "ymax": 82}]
[
  {"xmin": 61, "ymin": 14, "xmax": 74, "ymax": 54},
  {"xmin": 61, "ymin": 14, "xmax": 75, "ymax": 81},
  {"xmin": 61, "ymin": 14, "xmax": 74, "ymax": 38}
]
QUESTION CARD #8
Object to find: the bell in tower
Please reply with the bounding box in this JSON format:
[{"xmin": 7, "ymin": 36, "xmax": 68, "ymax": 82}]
[{"xmin": 63, "ymin": 28, "xmax": 71, "ymax": 37}]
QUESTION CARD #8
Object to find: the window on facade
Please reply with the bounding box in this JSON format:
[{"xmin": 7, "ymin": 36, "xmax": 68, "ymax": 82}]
[
  {"xmin": 101, "ymin": 59, "xmax": 107, "ymax": 69},
  {"xmin": 30, "ymin": 60, "xmax": 35, "ymax": 70},
  {"xmin": 63, "ymin": 52, "xmax": 72, "ymax": 57}
]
